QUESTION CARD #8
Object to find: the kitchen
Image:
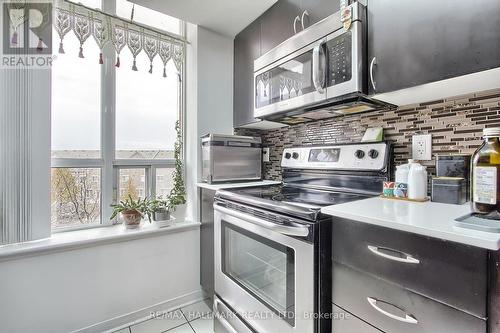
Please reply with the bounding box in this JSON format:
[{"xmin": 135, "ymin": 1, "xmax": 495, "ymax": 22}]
[{"xmin": 0, "ymin": 0, "xmax": 499, "ymax": 333}]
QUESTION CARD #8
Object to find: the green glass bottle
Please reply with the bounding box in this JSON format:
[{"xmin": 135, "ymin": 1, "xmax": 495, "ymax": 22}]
[{"xmin": 471, "ymin": 128, "xmax": 500, "ymax": 216}]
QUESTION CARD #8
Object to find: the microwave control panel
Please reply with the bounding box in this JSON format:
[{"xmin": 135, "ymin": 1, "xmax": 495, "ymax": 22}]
[{"xmin": 327, "ymin": 32, "xmax": 352, "ymax": 86}]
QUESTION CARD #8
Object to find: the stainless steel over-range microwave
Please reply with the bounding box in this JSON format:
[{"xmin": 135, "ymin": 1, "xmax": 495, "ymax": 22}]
[{"xmin": 253, "ymin": 2, "xmax": 388, "ymax": 125}]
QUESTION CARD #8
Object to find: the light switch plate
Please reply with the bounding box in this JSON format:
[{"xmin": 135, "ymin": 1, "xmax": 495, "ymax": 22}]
[
  {"xmin": 412, "ymin": 134, "xmax": 432, "ymax": 160},
  {"xmin": 263, "ymin": 148, "xmax": 270, "ymax": 162}
]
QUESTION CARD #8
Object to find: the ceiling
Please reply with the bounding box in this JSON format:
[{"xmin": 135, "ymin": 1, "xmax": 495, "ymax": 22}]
[{"xmin": 129, "ymin": 0, "xmax": 277, "ymax": 37}]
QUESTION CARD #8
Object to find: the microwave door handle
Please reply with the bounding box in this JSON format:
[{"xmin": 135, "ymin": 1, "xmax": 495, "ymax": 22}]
[{"xmin": 312, "ymin": 42, "xmax": 326, "ymax": 94}]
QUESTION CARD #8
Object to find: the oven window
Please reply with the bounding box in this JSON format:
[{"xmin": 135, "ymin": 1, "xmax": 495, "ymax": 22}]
[{"xmin": 222, "ymin": 221, "xmax": 295, "ymax": 326}]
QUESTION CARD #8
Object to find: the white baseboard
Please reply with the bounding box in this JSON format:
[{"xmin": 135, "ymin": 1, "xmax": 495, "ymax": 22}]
[{"xmin": 71, "ymin": 288, "xmax": 206, "ymax": 333}]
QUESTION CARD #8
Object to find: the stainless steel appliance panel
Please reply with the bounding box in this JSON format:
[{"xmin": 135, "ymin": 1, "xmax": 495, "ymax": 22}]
[
  {"xmin": 254, "ymin": 37, "xmax": 328, "ymax": 119},
  {"xmin": 214, "ymin": 296, "xmax": 255, "ymax": 333},
  {"xmin": 214, "ymin": 204, "xmax": 315, "ymax": 333},
  {"xmin": 253, "ymin": 2, "xmax": 386, "ymax": 123},
  {"xmin": 201, "ymin": 134, "xmax": 262, "ymax": 183}
]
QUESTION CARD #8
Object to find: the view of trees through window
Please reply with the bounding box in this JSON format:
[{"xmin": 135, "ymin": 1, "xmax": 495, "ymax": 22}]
[{"xmin": 51, "ymin": 168, "xmax": 101, "ymax": 227}]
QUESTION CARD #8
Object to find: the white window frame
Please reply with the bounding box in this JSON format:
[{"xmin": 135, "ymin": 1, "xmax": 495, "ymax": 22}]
[{"xmin": 51, "ymin": 0, "xmax": 186, "ymax": 232}]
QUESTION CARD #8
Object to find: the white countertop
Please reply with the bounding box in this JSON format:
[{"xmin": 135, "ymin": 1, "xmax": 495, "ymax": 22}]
[
  {"xmin": 321, "ymin": 197, "xmax": 500, "ymax": 250},
  {"xmin": 196, "ymin": 180, "xmax": 281, "ymax": 191}
]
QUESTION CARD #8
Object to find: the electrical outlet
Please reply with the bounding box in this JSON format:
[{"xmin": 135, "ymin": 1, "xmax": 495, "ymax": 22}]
[
  {"xmin": 262, "ymin": 148, "xmax": 270, "ymax": 162},
  {"xmin": 412, "ymin": 134, "xmax": 432, "ymax": 160}
]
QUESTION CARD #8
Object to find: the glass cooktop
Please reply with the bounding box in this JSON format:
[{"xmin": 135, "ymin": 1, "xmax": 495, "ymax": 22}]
[{"xmin": 216, "ymin": 185, "xmax": 371, "ymax": 221}]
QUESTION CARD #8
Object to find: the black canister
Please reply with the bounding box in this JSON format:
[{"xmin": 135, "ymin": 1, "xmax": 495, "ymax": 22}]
[{"xmin": 431, "ymin": 177, "xmax": 467, "ymax": 205}]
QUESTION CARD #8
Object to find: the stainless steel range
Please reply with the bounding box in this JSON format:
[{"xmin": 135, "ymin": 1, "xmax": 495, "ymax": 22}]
[{"xmin": 213, "ymin": 142, "xmax": 392, "ymax": 333}]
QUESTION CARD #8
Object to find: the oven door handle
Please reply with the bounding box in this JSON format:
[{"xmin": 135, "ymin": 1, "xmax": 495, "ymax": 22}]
[
  {"xmin": 214, "ymin": 204, "xmax": 310, "ymax": 237},
  {"xmin": 214, "ymin": 299, "xmax": 239, "ymax": 333}
]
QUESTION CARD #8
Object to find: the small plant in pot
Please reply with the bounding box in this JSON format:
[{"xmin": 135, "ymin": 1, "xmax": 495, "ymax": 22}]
[
  {"xmin": 110, "ymin": 195, "xmax": 152, "ymax": 229},
  {"xmin": 150, "ymin": 196, "xmax": 175, "ymax": 226}
]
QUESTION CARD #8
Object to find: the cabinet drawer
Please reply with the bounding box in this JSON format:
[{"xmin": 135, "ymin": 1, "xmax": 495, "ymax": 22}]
[
  {"xmin": 332, "ymin": 304, "xmax": 382, "ymax": 333},
  {"xmin": 332, "ymin": 218, "xmax": 487, "ymax": 317},
  {"xmin": 332, "ymin": 263, "xmax": 486, "ymax": 333}
]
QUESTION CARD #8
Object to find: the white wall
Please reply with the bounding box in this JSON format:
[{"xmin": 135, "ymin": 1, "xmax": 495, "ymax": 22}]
[
  {"xmin": 0, "ymin": 228, "xmax": 201, "ymax": 333},
  {"xmin": 185, "ymin": 25, "xmax": 234, "ymax": 223}
]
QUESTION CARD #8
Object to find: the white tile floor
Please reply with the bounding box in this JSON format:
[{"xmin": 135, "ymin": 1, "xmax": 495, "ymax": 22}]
[{"xmin": 114, "ymin": 299, "xmax": 214, "ymax": 333}]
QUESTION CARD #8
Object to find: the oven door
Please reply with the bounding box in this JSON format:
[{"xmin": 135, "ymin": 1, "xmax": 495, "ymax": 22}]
[{"xmin": 214, "ymin": 203, "xmax": 315, "ymax": 333}]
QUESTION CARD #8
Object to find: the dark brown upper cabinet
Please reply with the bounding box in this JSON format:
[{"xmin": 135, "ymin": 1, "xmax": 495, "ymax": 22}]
[
  {"xmin": 234, "ymin": 0, "xmax": 341, "ymax": 127},
  {"xmin": 234, "ymin": 18, "xmax": 262, "ymax": 127},
  {"xmin": 300, "ymin": 0, "xmax": 341, "ymax": 29},
  {"xmin": 260, "ymin": 0, "xmax": 341, "ymax": 55},
  {"xmin": 260, "ymin": 0, "xmax": 302, "ymax": 55},
  {"xmin": 367, "ymin": 0, "xmax": 500, "ymax": 94}
]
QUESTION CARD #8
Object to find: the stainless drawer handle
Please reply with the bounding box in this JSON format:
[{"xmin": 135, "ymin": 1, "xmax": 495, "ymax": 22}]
[
  {"xmin": 367, "ymin": 245, "xmax": 420, "ymax": 264},
  {"xmin": 214, "ymin": 299, "xmax": 238, "ymax": 333},
  {"xmin": 367, "ymin": 297, "xmax": 418, "ymax": 325}
]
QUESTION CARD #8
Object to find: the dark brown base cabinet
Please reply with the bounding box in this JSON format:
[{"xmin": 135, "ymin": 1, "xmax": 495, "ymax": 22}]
[
  {"xmin": 331, "ymin": 218, "xmax": 500, "ymax": 333},
  {"xmin": 200, "ymin": 188, "xmax": 216, "ymax": 295}
]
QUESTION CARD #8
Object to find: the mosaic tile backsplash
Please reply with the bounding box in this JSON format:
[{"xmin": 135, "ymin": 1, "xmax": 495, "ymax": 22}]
[{"xmin": 236, "ymin": 89, "xmax": 500, "ymax": 181}]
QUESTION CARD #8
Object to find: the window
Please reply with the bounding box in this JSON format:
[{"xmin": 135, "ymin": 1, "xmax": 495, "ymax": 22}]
[
  {"xmin": 50, "ymin": 1, "xmax": 184, "ymax": 230},
  {"xmin": 118, "ymin": 168, "xmax": 146, "ymax": 201},
  {"xmin": 116, "ymin": 0, "xmax": 182, "ymax": 35},
  {"xmin": 51, "ymin": 168, "xmax": 101, "ymax": 227},
  {"xmin": 115, "ymin": 50, "xmax": 179, "ymax": 159},
  {"xmin": 156, "ymin": 168, "xmax": 175, "ymax": 198},
  {"xmin": 51, "ymin": 14, "xmax": 101, "ymax": 160}
]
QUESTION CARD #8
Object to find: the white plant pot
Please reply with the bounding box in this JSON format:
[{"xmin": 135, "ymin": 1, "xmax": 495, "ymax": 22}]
[{"xmin": 155, "ymin": 215, "xmax": 175, "ymax": 228}]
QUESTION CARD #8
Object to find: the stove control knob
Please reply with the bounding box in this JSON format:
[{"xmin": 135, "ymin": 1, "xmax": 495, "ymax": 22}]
[
  {"xmin": 354, "ymin": 150, "xmax": 365, "ymax": 159},
  {"xmin": 292, "ymin": 152, "xmax": 300, "ymax": 159},
  {"xmin": 284, "ymin": 152, "xmax": 292, "ymax": 159},
  {"xmin": 368, "ymin": 149, "xmax": 379, "ymax": 159}
]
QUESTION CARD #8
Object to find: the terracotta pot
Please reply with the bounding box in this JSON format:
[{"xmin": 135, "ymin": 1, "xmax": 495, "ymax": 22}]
[{"xmin": 121, "ymin": 210, "xmax": 142, "ymax": 229}]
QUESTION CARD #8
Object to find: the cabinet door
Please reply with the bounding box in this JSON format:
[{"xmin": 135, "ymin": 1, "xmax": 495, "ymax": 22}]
[
  {"xmin": 260, "ymin": 0, "xmax": 302, "ymax": 55},
  {"xmin": 300, "ymin": 0, "xmax": 340, "ymax": 28},
  {"xmin": 332, "ymin": 304, "xmax": 382, "ymax": 333},
  {"xmin": 233, "ymin": 19, "xmax": 261, "ymax": 127},
  {"xmin": 200, "ymin": 188, "xmax": 216, "ymax": 294},
  {"xmin": 332, "ymin": 217, "xmax": 488, "ymax": 318},
  {"xmin": 367, "ymin": 0, "xmax": 500, "ymax": 94},
  {"xmin": 333, "ymin": 264, "xmax": 487, "ymax": 333}
]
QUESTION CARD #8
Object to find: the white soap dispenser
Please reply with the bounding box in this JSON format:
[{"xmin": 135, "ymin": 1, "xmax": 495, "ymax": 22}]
[{"xmin": 408, "ymin": 159, "xmax": 428, "ymax": 200}]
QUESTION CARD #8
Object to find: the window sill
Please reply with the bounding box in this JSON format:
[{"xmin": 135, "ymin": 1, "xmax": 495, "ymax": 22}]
[{"xmin": 0, "ymin": 220, "xmax": 200, "ymax": 263}]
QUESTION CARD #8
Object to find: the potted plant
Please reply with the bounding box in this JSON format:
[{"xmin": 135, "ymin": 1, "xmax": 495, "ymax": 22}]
[
  {"xmin": 150, "ymin": 196, "xmax": 175, "ymax": 227},
  {"xmin": 168, "ymin": 120, "xmax": 187, "ymax": 214},
  {"xmin": 110, "ymin": 195, "xmax": 152, "ymax": 229}
]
